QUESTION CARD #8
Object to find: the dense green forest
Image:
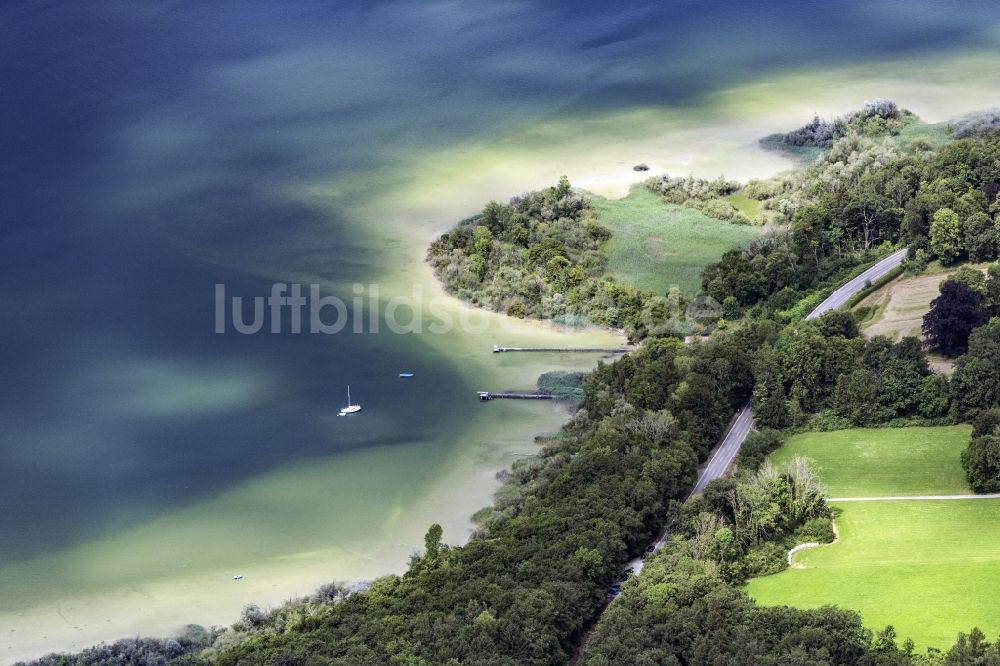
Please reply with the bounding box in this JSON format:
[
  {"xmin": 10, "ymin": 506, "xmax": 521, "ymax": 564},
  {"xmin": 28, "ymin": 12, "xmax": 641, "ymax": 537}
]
[{"xmin": 23, "ymin": 106, "xmax": 1000, "ymax": 666}]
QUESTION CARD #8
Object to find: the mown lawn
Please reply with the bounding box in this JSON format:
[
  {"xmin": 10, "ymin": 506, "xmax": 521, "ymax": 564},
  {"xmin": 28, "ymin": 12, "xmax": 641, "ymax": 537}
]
[
  {"xmin": 746, "ymin": 499, "xmax": 1000, "ymax": 650},
  {"xmin": 589, "ymin": 186, "xmax": 761, "ymax": 294},
  {"xmin": 770, "ymin": 425, "xmax": 972, "ymax": 497}
]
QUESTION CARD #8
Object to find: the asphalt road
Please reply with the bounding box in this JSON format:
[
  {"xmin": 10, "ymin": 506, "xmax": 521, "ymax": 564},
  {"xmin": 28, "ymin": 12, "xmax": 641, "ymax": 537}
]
[
  {"xmin": 690, "ymin": 405, "xmax": 754, "ymax": 496},
  {"xmin": 804, "ymin": 248, "xmax": 908, "ymax": 320},
  {"xmin": 623, "ymin": 248, "xmax": 908, "ymax": 577}
]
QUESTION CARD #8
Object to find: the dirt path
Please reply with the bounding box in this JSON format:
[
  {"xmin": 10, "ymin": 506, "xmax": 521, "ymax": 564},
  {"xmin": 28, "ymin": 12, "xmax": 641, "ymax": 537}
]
[{"xmin": 828, "ymin": 494, "xmax": 1000, "ymax": 502}]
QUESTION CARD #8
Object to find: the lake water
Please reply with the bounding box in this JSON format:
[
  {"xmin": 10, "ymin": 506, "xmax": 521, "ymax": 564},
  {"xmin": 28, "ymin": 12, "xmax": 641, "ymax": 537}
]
[{"xmin": 4, "ymin": 0, "xmax": 1000, "ymax": 660}]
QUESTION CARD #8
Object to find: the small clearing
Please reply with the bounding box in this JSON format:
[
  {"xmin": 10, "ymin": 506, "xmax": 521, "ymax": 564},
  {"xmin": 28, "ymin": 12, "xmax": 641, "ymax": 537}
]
[{"xmin": 590, "ymin": 186, "xmax": 761, "ymax": 295}]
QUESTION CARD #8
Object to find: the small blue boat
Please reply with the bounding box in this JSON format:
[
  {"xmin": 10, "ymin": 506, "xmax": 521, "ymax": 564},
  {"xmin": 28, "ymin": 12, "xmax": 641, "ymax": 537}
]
[{"xmin": 399, "ymin": 372, "xmax": 414, "ymax": 378}]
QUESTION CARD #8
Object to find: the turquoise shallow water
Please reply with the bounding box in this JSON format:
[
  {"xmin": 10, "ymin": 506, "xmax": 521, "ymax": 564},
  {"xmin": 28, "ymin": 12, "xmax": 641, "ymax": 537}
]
[{"xmin": 3, "ymin": 1, "xmax": 1000, "ymax": 656}]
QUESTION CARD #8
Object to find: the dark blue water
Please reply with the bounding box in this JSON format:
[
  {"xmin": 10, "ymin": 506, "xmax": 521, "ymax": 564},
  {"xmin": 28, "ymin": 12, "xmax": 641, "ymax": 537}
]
[{"xmin": 2, "ymin": 0, "xmax": 998, "ymax": 562}]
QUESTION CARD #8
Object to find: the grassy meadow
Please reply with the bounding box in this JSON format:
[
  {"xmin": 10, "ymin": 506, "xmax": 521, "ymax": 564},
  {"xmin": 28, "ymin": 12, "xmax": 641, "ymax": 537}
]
[
  {"xmin": 770, "ymin": 426, "xmax": 972, "ymax": 497},
  {"xmin": 725, "ymin": 193, "xmax": 762, "ymax": 222},
  {"xmin": 746, "ymin": 499, "xmax": 1000, "ymax": 650},
  {"xmin": 751, "ymin": 425, "xmax": 1000, "ymax": 649},
  {"xmin": 589, "ymin": 186, "xmax": 761, "ymax": 294},
  {"xmin": 890, "ymin": 117, "xmax": 952, "ymax": 150}
]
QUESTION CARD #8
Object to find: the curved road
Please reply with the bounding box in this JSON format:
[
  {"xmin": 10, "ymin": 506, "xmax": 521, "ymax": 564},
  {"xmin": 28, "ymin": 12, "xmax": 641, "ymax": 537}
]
[
  {"xmin": 627, "ymin": 248, "xmax": 908, "ymax": 573},
  {"xmin": 804, "ymin": 248, "xmax": 908, "ymax": 320}
]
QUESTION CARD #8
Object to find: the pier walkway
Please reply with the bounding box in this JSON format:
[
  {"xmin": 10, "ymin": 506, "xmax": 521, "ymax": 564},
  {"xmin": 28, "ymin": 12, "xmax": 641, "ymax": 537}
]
[
  {"xmin": 492, "ymin": 345, "xmax": 631, "ymax": 354},
  {"xmin": 477, "ymin": 391, "xmax": 553, "ymax": 401}
]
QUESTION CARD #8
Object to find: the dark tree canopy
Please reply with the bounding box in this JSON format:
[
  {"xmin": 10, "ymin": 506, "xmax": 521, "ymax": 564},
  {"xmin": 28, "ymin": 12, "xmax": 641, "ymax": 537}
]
[
  {"xmin": 972, "ymin": 408, "xmax": 1000, "ymax": 438},
  {"xmin": 953, "ymin": 318, "xmax": 1000, "ymax": 415},
  {"xmin": 922, "ymin": 279, "xmax": 987, "ymax": 357},
  {"xmin": 963, "ymin": 434, "xmax": 1000, "ymax": 494},
  {"xmin": 816, "ymin": 309, "xmax": 860, "ymax": 340}
]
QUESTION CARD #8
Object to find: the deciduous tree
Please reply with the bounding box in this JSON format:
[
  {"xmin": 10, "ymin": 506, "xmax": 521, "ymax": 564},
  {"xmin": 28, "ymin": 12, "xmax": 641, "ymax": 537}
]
[
  {"xmin": 922, "ymin": 280, "xmax": 987, "ymax": 357},
  {"xmin": 953, "ymin": 318, "xmax": 1000, "ymax": 414},
  {"xmin": 930, "ymin": 207, "xmax": 963, "ymax": 264},
  {"xmin": 963, "ymin": 435, "xmax": 1000, "ymax": 493}
]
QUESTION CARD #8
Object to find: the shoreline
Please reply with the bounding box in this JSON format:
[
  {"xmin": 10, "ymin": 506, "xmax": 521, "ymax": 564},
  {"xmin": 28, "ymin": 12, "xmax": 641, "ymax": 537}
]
[{"xmin": 9, "ymin": 48, "xmax": 1000, "ymax": 664}]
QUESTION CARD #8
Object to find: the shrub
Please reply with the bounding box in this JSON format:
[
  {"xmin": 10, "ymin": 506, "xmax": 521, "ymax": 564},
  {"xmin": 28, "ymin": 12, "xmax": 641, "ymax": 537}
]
[
  {"xmin": 742, "ymin": 540, "xmax": 788, "ymax": 577},
  {"xmin": 776, "ymin": 115, "xmax": 836, "ymax": 148},
  {"xmin": 239, "ymin": 604, "xmax": 266, "ymax": 628},
  {"xmin": 972, "ymin": 408, "xmax": 1000, "ymax": 438},
  {"xmin": 793, "ymin": 516, "xmax": 836, "ymax": 544},
  {"xmin": 859, "ymin": 98, "xmax": 901, "ymax": 121},
  {"xmin": 951, "ymin": 108, "xmax": 1000, "ymax": 138},
  {"xmin": 736, "ymin": 429, "xmax": 784, "ymax": 471}
]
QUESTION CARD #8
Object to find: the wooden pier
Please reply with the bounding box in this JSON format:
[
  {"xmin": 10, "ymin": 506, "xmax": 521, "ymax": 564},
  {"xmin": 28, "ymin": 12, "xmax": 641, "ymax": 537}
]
[
  {"xmin": 478, "ymin": 391, "xmax": 553, "ymax": 401},
  {"xmin": 491, "ymin": 347, "xmax": 631, "ymax": 353}
]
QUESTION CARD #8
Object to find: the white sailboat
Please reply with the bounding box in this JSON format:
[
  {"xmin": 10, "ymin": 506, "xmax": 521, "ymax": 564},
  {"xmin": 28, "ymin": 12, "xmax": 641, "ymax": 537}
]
[{"xmin": 339, "ymin": 385, "xmax": 361, "ymax": 415}]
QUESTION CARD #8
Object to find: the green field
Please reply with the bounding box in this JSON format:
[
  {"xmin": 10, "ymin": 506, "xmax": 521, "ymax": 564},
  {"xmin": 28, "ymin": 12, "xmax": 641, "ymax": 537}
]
[
  {"xmin": 770, "ymin": 426, "xmax": 972, "ymax": 497},
  {"xmin": 589, "ymin": 186, "xmax": 761, "ymax": 294},
  {"xmin": 746, "ymin": 499, "xmax": 1000, "ymax": 650},
  {"xmin": 891, "ymin": 118, "xmax": 952, "ymax": 150},
  {"xmin": 725, "ymin": 193, "xmax": 762, "ymax": 221}
]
